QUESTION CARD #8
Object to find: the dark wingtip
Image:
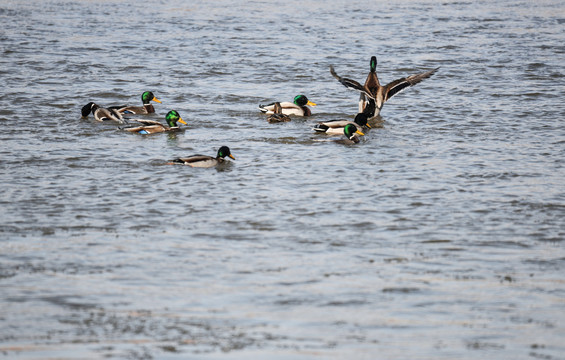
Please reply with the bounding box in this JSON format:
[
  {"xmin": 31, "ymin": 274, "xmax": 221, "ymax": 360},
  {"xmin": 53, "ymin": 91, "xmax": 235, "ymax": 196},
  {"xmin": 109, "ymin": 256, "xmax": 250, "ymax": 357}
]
[{"xmin": 428, "ymin": 67, "xmax": 440, "ymax": 77}]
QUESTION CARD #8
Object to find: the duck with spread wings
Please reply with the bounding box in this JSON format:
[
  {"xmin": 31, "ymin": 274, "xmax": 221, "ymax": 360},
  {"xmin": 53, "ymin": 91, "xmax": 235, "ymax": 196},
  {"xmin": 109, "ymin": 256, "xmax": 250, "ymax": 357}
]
[{"xmin": 330, "ymin": 56, "xmax": 438, "ymax": 117}]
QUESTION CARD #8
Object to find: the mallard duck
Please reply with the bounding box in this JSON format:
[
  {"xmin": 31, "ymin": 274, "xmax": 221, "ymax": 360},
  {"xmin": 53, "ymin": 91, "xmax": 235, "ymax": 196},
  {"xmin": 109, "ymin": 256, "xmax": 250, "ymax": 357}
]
[
  {"xmin": 81, "ymin": 102, "xmax": 125, "ymax": 123},
  {"xmin": 112, "ymin": 91, "xmax": 162, "ymax": 115},
  {"xmin": 334, "ymin": 124, "xmax": 365, "ymax": 145},
  {"xmin": 259, "ymin": 95, "xmax": 316, "ymax": 116},
  {"xmin": 267, "ymin": 102, "xmax": 292, "ymax": 123},
  {"xmin": 313, "ymin": 112, "xmax": 371, "ymax": 135},
  {"xmin": 121, "ymin": 110, "xmax": 186, "ymax": 134},
  {"xmin": 330, "ymin": 56, "xmax": 438, "ymax": 116},
  {"xmin": 167, "ymin": 146, "xmax": 235, "ymax": 168},
  {"xmin": 358, "ymin": 93, "xmax": 377, "ymax": 119}
]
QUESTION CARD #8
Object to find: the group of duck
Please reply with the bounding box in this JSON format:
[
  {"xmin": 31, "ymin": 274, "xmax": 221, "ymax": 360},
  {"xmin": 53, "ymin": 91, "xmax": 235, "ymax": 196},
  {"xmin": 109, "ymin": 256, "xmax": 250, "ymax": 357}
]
[
  {"xmin": 81, "ymin": 92, "xmax": 235, "ymax": 168},
  {"xmin": 81, "ymin": 56, "xmax": 438, "ymax": 167}
]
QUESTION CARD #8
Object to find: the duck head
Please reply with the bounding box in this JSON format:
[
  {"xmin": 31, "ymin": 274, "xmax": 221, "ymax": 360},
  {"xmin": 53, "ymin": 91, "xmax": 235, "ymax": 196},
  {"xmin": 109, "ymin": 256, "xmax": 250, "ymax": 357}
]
[
  {"xmin": 165, "ymin": 110, "xmax": 187, "ymax": 127},
  {"xmin": 353, "ymin": 113, "xmax": 371, "ymax": 128},
  {"xmin": 370, "ymin": 56, "xmax": 377, "ymax": 73},
  {"xmin": 141, "ymin": 91, "xmax": 162, "ymax": 105},
  {"xmin": 81, "ymin": 102, "xmax": 98, "ymax": 117},
  {"xmin": 217, "ymin": 146, "xmax": 235, "ymax": 160},
  {"xmin": 344, "ymin": 123, "xmax": 365, "ymax": 140},
  {"xmin": 293, "ymin": 95, "xmax": 316, "ymax": 107}
]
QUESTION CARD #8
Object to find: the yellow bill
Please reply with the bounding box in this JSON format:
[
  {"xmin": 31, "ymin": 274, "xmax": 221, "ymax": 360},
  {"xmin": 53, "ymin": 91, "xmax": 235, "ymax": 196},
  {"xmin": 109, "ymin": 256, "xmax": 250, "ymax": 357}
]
[
  {"xmin": 307, "ymin": 100, "xmax": 317, "ymax": 106},
  {"xmin": 178, "ymin": 117, "xmax": 187, "ymax": 125},
  {"xmin": 153, "ymin": 97, "xmax": 162, "ymax": 103}
]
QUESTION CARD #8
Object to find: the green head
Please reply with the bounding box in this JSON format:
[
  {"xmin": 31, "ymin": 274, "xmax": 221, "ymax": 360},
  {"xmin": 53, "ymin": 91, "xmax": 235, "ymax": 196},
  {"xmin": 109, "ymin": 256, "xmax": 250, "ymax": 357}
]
[
  {"xmin": 293, "ymin": 95, "xmax": 316, "ymax": 107},
  {"xmin": 165, "ymin": 110, "xmax": 187, "ymax": 127},
  {"xmin": 370, "ymin": 56, "xmax": 377, "ymax": 72},
  {"xmin": 141, "ymin": 91, "xmax": 161, "ymax": 105},
  {"xmin": 217, "ymin": 146, "xmax": 235, "ymax": 160},
  {"xmin": 344, "ymin": 123, "xmax": 364, "ymax": 139}
]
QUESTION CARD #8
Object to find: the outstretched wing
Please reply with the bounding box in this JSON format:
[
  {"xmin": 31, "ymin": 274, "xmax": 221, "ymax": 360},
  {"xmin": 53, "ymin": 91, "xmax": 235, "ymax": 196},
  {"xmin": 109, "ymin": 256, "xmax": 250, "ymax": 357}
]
[
  {"xmin": 329, "ymin": 65, "xmax": 368, "ymax": 95},
  {"xmin": 385, "ymin": 67, "xmax": 439, "ymax": 101}
]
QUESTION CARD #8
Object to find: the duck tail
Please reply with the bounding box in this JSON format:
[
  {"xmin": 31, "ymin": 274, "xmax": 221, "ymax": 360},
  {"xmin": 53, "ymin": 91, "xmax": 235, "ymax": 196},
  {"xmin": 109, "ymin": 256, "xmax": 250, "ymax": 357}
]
[
  {"xmin": 167, "ymin": 158, "xmax": 185, "ymax": 165},
  {"xmin": 312, "ymin": 124, "xmax": 329, "ymax": 132},
  {"xmin": 259, "ymin": 102, "xmax": 276, "ymax": 113}
]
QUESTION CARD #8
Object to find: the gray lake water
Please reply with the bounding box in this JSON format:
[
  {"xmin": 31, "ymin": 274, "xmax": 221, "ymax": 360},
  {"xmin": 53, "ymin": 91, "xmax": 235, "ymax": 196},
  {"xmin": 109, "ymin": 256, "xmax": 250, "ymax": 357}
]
[{"xmin": 1, "ymin": 0, "xmax": 564, "ymax": 359}]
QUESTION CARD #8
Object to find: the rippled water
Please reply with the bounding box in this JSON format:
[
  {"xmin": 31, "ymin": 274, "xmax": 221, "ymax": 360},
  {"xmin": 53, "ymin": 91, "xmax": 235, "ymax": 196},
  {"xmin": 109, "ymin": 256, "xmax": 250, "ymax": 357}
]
[{"xmin": 1, "ymin": 0, "xmax": 564, "ymax": 358}]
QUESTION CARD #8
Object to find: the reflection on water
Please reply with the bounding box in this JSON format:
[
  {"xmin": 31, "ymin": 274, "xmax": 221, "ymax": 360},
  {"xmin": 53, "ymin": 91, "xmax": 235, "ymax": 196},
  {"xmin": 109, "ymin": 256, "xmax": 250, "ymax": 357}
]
[{"xmin": 1, "ymin": 0, "xmax": 564, "ymax": 359}]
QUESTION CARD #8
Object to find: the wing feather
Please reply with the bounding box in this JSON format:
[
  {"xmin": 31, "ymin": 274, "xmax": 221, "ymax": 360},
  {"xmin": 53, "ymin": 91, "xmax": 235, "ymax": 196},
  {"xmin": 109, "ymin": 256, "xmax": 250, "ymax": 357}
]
[
  {"xmin": 175, "ymin": 155, "xmax": 219, "ymax": 168},
  {"xmin": 329, "ymin": 65, "xmax": 366, "ymax": 93},
  {"xmin": 130, "ymin": 119, "xmax": 164, "ymax": 126},
  {"xmin": 177, "ymin": 155, "xmax": 211, "ymax": 163},
  {"xmin": 317, "ymin": 120, "xmax": 351, "ymax": 128},
  {"xmin": 385, "ymin": 67, "xmax": 439, "ymax": 101}
]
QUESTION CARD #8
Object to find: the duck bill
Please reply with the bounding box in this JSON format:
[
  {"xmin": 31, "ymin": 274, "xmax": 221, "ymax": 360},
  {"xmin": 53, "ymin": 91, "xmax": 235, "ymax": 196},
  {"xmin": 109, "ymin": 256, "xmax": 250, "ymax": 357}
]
[
  {"xmin": 153, "ymin": 97, "xmax": 162, "ymax": 103},
  {"xmin": 366, "ymin": 123, "xmax": 372, "ymax": 129},
  {"xmin": 228, "ymin": 154, "xmax": 236, "ymax": 160},
  {"xmin": 356, "ymin": 130, "xmax": 365, "ymax": 136},
  {"xmin": 307, "ymin": 100, "xmax": 317, "ymax": 106},
  {"xmin": 178, "ymin": 118, "xmax": 187, "ymax": 125}
]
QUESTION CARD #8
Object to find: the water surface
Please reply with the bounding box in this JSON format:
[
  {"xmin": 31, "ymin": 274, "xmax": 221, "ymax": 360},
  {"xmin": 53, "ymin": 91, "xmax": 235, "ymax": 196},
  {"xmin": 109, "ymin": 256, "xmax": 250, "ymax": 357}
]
[{"xmin": 1, "ymin": 0, "xmax": 564, "ymax": 359}]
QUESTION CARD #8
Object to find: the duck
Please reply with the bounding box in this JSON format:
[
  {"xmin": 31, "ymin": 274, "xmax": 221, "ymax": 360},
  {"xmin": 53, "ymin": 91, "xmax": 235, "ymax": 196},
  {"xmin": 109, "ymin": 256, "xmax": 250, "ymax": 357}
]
[
  {"xmin": 121, "ymin": 110, "xmax": 187, "ymax": 134},
  {"xmin": 81, "ymin": 102, "xmax": 125, "ymax": 123},
  {"xmin": 358, "ymin": 93, "xmax": 377, "ymax": 119},
  {"xmin": 267, "ymin": 102, "xmax": 292, "ymax": 123},
  {"xmin": 259, "ymin": 95, "xmax": 316, "ymax": 116},
  {"xmin": 330, "ymin": 56, "xmax": 439, "ymax": 117},
  {"xmin": 313, "ymin": 112, "xmax": 371, "ymax": 135},
  {"xmin": 167, "ymin": 146, "xmax": 235, "ymax": 168},
  {"xmin": 112, "ymin": 91, "xmax": 162, "ymax": 115},
  {"xmin": 334, "ymin": 123, "xmax": 365, "ymax": 145}
]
